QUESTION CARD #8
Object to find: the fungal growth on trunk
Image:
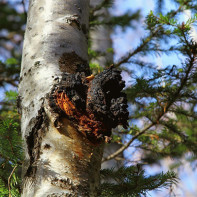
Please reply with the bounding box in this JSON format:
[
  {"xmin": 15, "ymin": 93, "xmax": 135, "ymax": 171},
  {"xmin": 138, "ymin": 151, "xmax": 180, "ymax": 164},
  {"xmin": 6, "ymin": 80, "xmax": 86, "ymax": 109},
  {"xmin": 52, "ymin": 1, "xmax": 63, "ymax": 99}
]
[{"xmin": 49, "ymin": 66, "xmax": 129, "ymax": 143}]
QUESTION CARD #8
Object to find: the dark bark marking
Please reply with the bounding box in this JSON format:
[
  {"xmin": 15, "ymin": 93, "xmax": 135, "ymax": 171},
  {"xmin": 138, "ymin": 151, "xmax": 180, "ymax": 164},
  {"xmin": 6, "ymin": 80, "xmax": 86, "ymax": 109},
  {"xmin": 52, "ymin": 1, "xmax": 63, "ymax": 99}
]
[
  {"xmin": 64, "ymin": 14, "xmax": 82, "ymax": 30},
  {"xmin": 59, "ymin": 52, "xmax": 90, "ymax": 75},
  {"xmin": 47, "ymin": 193, "xmax": 76, "ymax": 197},
  {"xmin": 51, "ymin": 178, "xmax": 74, "ymax": 190},
  {"xmin": 25, "ymin": 107, "xmax": 48, "ymax": 178},
  {"xmin": 19, "ymin": 76, "xmax": 23, "ymax": 82},
  {"xmin": 49, "ymin": 66, "xmax": 129, "ymax": 144},
  {"xmin": 17, "ymin": 96, "xmax": 22, "ymax": 114},
  {"xmin": 50, "ymin": 177, "xmax": 90, "ymax": 196},
  {"xmin": 43, "ymin": 143, "xmax": 51, "ymax": 149},
  {"xmin": 34, "ymin": 61, "xmax": 41, "ymax": 66},
  {"xmin": 81, "ymin": 24, "xmax": 88, "ymax": 35},
  {"xmin": 39, "ymin": 7, "xmax": 44, "ymax": 11},
  {"xmin": 74, "ymin": 3, "xmax": 82, "ymax": 14},
  {"xmin": 70, "ymin": 19, "xmax": 81, "ymax": 30},
  {"xmin": 31, "ymin": 55, "xmax": 36, "ymax": 59}
]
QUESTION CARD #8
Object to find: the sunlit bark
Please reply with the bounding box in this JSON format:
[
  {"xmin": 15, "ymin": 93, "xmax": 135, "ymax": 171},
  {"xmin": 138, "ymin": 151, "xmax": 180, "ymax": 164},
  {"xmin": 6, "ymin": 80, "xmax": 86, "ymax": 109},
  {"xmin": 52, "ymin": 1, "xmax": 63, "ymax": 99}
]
[{"xmin": 18, "ymin": 1, "xmax": 103, "ymax": 196}]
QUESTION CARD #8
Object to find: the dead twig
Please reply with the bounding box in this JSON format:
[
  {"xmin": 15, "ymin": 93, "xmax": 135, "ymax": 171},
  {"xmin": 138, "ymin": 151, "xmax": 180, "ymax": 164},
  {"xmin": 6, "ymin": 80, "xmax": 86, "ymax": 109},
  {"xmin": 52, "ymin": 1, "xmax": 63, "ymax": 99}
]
[{"xmin": 8, "ymin": 165, "xmax": 18, "ymax": 197}]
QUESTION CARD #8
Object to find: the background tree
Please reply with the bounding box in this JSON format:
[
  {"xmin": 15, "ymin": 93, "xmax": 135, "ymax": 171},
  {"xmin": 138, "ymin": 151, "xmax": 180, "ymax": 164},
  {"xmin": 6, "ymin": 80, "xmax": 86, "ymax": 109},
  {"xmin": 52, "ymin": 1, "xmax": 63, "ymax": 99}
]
[{"xmin": 1, "ymin": 0, "xmax": 197, "ymax": 196}]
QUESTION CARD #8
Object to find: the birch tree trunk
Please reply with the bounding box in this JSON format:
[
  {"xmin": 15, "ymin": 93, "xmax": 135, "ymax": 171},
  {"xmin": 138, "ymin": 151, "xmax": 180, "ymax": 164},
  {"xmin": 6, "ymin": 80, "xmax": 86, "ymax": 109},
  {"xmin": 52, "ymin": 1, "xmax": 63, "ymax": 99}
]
[
  {"xmin": 18, "ymin": 1, "xmax": 103, "ymax": 196},
  {"xmin": 18, "ymin": 1, "xmax": 128, "ymax": 196}
]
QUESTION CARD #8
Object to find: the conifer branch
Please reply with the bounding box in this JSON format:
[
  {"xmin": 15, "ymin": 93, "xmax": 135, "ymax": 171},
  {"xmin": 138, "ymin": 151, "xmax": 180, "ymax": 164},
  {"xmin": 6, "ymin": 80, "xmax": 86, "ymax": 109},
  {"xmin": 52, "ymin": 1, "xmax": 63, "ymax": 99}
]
[
  {"xmin": 104, "ymin": 37, "xmax": 196, "ymax": 162},
  {"xmin": 114, "ymin": 31, "xmax": 159, "ymax": 67},
  {"xmin": 102, "ymin": 123, "xmax": 154, "ymax": 162},
  {"xmin": 114, "ymin": 3, "xmax": 185, "ymax": 68},
  {"xmin": 0, "ymin": 102, "xmax": 13, "ymax": 106},
  {"xmin": 0, "ymin": 76, "xmax": 18, "ymax": 87},
  {"xmin": 21, "ymin": 0, "xmax": 27, "ymax": 20},
  {"xmin": 91, "ymin": 0, "xmax": 113, "ymax": 12}
]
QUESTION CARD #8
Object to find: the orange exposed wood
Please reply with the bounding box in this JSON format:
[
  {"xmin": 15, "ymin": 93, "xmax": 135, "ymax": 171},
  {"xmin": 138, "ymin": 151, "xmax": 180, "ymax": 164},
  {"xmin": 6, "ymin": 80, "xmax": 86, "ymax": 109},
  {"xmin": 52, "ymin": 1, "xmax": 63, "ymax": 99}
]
[
  {"xmin": 55, "ymin": 91, "xmax": 108, "ymax": 143},
  {"xmin": 56, "ymin": 92, "xmax": 76, "ymax": 116}
]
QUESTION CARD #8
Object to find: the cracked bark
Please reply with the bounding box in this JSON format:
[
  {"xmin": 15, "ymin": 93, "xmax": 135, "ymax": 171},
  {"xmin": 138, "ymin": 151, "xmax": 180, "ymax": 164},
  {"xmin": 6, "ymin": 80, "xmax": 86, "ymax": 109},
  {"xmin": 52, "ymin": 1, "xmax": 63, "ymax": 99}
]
[{"xmin": 18, "ymin": 1, "xmax": 128, "ymax": 196}]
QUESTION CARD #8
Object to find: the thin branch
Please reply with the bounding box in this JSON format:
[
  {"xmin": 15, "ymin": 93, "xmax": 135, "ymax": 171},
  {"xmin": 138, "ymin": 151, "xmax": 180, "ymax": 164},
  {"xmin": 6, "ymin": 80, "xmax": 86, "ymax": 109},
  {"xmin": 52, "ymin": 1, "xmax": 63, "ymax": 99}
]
[
  {"xmin": 114, "ymin": 32, "xmax": 158, "ymax": 68},
  {"xmin": 0, "ymin": 76, "xmax": 18, "ymax": 87},
  {"xmin": 0, "ymin": 153, "xmax": 22, "ymax": 166},
  {"xmin": 102, "ymin": 122, "xmax": 154, "ymax": 162},
  {"xmin": 8, "ymin": 165, "xmax": 18, "ymax": 197},
  {"xmin": 103, "ymin": 35, "xmax": 195, "ymax": 163},
  {"xmin": 0, "ymin": 102, "xmax": 13, "ymax": 106},
  {"xmin": 91, "ymin": 0, "xmax": 110, "ymax": 12},
  {"xmin": 114, "ymin": 3, "xmax": 185, "ymax": 68},
  {"xmin": 21, "ymin": 0, "xmax": 27, "ymax": 20},
  {"xmin": 6, "ymin": 136, "xmax": 15, "ymax": 156}
]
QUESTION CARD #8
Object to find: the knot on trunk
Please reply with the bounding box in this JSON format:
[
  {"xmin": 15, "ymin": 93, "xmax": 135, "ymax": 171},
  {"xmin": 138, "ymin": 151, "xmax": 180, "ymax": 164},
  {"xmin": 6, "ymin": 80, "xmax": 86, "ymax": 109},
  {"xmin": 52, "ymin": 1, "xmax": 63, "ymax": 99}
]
[{"xmin": 50, "ymin": 67, "xmax": 129, "ymax": 143}]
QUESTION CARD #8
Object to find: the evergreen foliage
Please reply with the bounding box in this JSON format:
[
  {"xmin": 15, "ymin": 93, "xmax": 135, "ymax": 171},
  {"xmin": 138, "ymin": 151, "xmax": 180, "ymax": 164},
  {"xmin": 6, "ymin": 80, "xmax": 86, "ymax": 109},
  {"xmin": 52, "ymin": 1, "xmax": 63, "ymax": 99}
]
[
  {"xmin": 0, "ymin": 91, "xmax": 22, "ymax": 196},
  {"xmin": 99, "ymin": 166, "xmax": 177, "ymax": 197},
  {"xmin": 122, "ymin": 1, "xmax": 197, "ymax": 166},
  {"xmin": 1, "ymin": 0, "xmax": 197, "ymax": 196},
  {"xmin": 0, "ymin": 1, "xmax": 24, "ymax": 88}
]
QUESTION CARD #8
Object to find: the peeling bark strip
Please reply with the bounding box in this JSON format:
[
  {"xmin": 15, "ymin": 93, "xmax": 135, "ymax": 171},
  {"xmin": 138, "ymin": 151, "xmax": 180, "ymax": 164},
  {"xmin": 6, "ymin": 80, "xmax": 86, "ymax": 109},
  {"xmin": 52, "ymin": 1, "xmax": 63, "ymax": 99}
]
[{"xmin": 49, "ymin": 66, "xmax": 129, "ymax": 143}]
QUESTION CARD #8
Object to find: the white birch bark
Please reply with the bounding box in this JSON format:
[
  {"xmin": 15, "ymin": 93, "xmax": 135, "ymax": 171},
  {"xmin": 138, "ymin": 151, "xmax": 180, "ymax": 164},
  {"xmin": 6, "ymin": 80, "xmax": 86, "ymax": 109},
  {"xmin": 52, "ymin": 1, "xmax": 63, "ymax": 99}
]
[{"xmin": 18, "ymin": 1, "xmax": 103, "ymax": 196}]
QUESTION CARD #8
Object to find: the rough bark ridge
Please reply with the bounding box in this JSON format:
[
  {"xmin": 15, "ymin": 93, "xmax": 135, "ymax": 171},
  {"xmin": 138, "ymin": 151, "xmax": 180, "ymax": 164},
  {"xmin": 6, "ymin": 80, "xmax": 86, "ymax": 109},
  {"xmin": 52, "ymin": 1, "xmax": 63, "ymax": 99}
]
[{"xmin": 18, "ymin": 0, "xmax": 128, "ymax": 196}]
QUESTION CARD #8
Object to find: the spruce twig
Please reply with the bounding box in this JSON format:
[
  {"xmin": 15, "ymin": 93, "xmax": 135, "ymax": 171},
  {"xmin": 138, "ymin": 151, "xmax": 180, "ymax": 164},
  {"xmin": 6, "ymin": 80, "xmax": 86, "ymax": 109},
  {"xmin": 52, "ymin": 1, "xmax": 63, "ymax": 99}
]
[{"xmin": 114, "ymin": 3, "xmax": 186, "ymax": 67}]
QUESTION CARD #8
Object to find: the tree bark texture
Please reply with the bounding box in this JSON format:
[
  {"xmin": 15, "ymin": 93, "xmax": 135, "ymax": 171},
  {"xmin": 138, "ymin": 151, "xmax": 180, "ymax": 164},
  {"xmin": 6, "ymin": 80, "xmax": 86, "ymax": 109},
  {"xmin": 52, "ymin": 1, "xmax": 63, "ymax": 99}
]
[{"xmin": 18, "ymin": 0, "xmax": 128, "ymax": 196}]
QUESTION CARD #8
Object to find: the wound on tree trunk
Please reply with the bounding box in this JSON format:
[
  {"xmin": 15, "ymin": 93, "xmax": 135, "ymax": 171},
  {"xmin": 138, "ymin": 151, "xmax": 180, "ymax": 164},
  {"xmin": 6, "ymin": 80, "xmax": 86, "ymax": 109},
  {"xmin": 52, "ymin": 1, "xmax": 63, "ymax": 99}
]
[{"xmin": 49, "ymin": 66, "xmax": 129, "ymax": 144}]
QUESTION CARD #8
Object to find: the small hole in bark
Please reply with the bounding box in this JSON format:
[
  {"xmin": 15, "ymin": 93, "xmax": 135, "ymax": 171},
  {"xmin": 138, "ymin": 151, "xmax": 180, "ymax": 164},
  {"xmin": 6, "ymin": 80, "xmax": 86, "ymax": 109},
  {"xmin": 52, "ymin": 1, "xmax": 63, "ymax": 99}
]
[
  {"xmin": 34, "ymin": 61, "xmax": 40, "ymax": 66},
  {"xmin": 44, "ymin": 144, "xmax": 51, "ymax": 149},
  {"xmin": 31, "ymin": 55, "xmax": 36, "ymax": 59},
  {"xmin": 39, "ymin": 7, "xmax": 44, "ymax": 11}
]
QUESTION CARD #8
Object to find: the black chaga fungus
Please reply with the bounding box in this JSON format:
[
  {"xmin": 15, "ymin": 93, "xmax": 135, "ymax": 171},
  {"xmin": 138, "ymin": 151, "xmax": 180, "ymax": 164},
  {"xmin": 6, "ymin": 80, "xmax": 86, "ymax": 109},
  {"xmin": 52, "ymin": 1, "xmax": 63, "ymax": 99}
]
[
  {"xmin": 60, "ymin": 73, "xmax": 87, "ymax": 111},
  {"xmin": 87, "ymin": 66, "xmax": 129, "ymax": 129},
  {"xmin": 49, "ymin": 67, "xmax": 129, "ymax": 144}
]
